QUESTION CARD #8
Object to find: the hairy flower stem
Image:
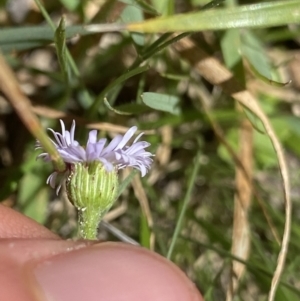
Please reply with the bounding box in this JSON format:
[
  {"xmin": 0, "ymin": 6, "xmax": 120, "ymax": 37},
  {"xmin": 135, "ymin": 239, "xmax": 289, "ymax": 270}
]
[
  {"xmin": 78, "ymin": 208, "xmax": 103, "ymax": 240},
  {"xmin": 66, "ymin": 162, "xmax": 119, "ymax": 240}
]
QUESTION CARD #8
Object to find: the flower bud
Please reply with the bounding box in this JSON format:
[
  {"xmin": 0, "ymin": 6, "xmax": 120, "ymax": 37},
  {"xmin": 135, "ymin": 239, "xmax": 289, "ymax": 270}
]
[{"xmin": 66, "ymin": 161, "xmax": 119, "ymax": 239}]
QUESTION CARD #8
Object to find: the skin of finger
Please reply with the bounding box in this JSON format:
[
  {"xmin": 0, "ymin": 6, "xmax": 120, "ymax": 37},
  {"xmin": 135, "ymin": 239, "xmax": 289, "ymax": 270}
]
[
  {"xmin": 0, "ymin": 205, "xmax": 204, "ymax": 301},
  {"xmin": 0, "ymin": 204, "xmax": 58, "ymax": 239},
  {"xmin": 33, "ymin": 242, "xmax": 204, "ymax": 301},
  {"xmin": 0, "ymin": 204, "xmax": 92, "ymax": 301},
  {"xmin": 0, "ymin": 239, "xmax": 91, "ymax": 301},
  {"xmin": 0, "ymin": 240, "xmax": 204, "ymax": 301}
]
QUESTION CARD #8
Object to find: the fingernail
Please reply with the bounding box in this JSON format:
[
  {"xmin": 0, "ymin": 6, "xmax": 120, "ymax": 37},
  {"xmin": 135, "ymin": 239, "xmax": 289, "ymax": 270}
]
[{"xmin": 33, "ymin": 242, "xmax": 203, "ymax": 301}]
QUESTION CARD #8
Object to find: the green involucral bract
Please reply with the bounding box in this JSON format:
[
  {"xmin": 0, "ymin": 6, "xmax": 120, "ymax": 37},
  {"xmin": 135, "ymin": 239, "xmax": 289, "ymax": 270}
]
[{"xmin": 66, "ymin": 161, "xmax": 119, "ymax": 240}]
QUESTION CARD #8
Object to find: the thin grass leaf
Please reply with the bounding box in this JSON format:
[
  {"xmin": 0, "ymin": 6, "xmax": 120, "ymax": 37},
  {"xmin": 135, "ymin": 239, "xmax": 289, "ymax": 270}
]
[
  {"xmin": 167, "ymin": 151, "xmax": 201, "ymax": 260},
  {"xmin": 34, "ymin": 0, "xmax": 96, "ymax": 111},
  {"xmin": 54, "ymin": 16, "xmax": 69, "ymax": 84},
  {"xmin": 0, "ymin": 24, "xmax": 123, "ymax": 52},
  {"xmin": 87, "ymin": 65, "xmax": 149, "ymax": 118},
  {"xmin": 126, "ymin": 1, "xmax": 300, "ymax": 32},
  {"xmin": 104, "ymin": 98, "xmax": 132, "ymax": 115}
]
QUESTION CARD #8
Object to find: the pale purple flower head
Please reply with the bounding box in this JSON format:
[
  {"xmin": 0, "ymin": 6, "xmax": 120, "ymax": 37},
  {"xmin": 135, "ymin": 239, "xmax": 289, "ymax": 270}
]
[{"xmin": 36, "ymin": 120, "xmax": 154, "ymax": 193}]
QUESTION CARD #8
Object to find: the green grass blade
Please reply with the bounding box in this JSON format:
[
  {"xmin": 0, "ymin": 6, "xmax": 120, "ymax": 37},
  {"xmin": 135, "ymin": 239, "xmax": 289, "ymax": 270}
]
[
  {"xmin": 87, "ymin": 65, "xmax": 149, "ymax": 118},
  {"xmin": 126, "ymin": 1, "xmax": 300, "ymax": 32},
  {"xmin": 54, "ymin": 17, "xmax": 69, "ymax": 84},
  {"xmin": 167, "ymin": 151, "xmax": 201, "ymax": 260}
]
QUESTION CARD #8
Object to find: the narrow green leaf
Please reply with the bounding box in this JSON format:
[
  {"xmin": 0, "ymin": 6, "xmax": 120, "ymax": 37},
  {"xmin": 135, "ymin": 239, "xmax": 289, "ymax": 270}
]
[
  {"xmin": 159, "ymin": 73, "xmax": 188, "ymax": 81},
  {"xmin": 104, "ymin": 98, "xmax": 132, "ymax": 115},
  {"xmin": 126, "ymin": 1, "xmax": 300, "ymax": 32},
  {"xmin": 0, "ymin": 24, "xmax": 123, "ymax": 53},
  {"xmin": 167, "ymin": 151, "xmax": 201, "ymax": 260},
  {"xmin": 88, "ymin": 65, "xmax": 149, "ymax": 117},
  {"xmin": 34, "ymin": 0, "xmax": 95, "ymax": 113},
  {"xmin": 0, "ymin": 41, "xmax": 48, "ymax": 53},
  {"xmin": 141, "ymin": 92, "xmax": 181, "ymax": 115},
  {"xmin": 54, "ymin": 16, "xmax": 69, "ymax": 84}
]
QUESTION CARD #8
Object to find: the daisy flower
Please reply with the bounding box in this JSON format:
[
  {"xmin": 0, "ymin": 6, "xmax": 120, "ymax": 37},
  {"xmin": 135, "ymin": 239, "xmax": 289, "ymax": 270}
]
[{"xmin": 36, "ymin": 120, "xmax": 154, "ymax": 194}]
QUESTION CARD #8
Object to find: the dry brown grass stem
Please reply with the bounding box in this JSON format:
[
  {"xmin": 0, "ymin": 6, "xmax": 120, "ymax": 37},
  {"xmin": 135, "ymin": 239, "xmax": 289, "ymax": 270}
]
[
  {"xmin": 175, "ymin": 36, "xmax": 291, "ymax": 301},
  {"xmin": 0, "ymin": 53, "xmax": 64, "ymax": 170},
  {"xmin": 194, "ymin": 85, "xmax": 281, "ymax": 246},
  {"xmin": 226, "ymin": 107, "xmax": 253, "ymax": 300},
  {"xmin": 129, "ymin": 171, "xmax": 155, "ymax": 251}
]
